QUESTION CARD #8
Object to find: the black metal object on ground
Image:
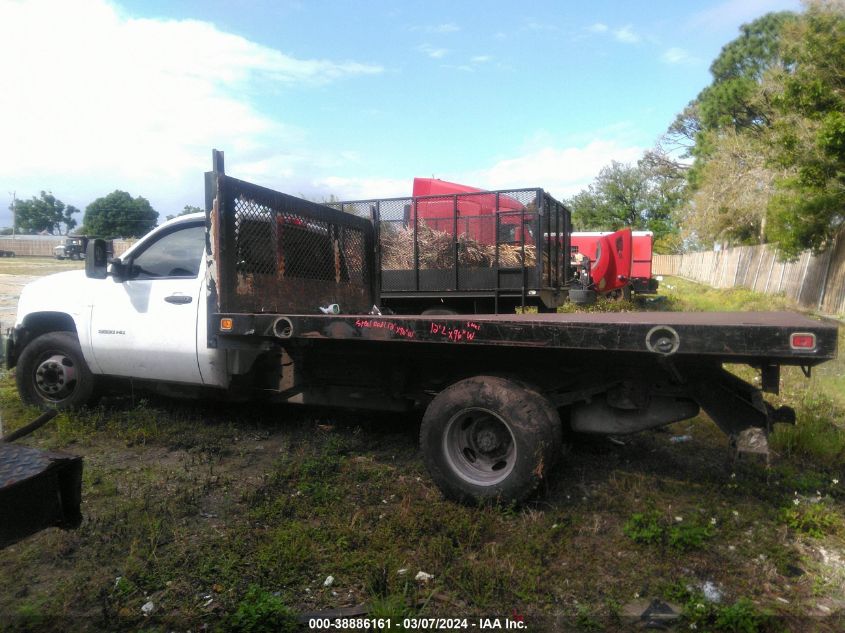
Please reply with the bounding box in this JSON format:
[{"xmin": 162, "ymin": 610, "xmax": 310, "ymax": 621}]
[
  {"xmin": 0, "ymin": 444, "xmax": 82, "ymax": 548},
  {"xmin": 0, "ymin": 411, "xmax": 83, "ymax": 549}
]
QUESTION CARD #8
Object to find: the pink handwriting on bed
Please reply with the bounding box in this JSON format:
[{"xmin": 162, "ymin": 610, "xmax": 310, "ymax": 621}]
[
  {"xmin": 354, "ymin": 319, "xmax": 416, "ymax": 339},
  {"xmin": 429, "ymin": 321, "xmax": 481, "ymax": 342}
]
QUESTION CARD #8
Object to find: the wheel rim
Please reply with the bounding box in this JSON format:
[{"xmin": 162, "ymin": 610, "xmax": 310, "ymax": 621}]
[
  {"xmin": 443, "ymin": 407, "xmax": 516, "ymax": 486},
  {"xmin": 33, "ymin": 353, "xmax": 77, "ymax": 402}
]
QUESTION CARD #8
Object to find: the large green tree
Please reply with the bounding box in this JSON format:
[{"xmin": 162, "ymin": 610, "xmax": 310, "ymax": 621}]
[
  {"xmin": 14, "ymin": 191, "xmax": 79, "ymax": 235},
  {"xmin": 697, "ymin": 11, "xmax": 795, "ymax": 133},
  {"xmin": 673, "ymin": 11, "xmax": 795, "ymax": 193},
  {"xmin": 82, "ymin": 191, "xmax": 158, "ymax": 238},
  {"xmin": 766, "ymin": 0, "xmax": 845, "ymax": 256},
  {"xmin": 568, "ymin": 156, "xmax": 686, "ymax": 252},
  {"xmin": 684, "ymin": 129, "xmax": 777, "ymax": 245}
]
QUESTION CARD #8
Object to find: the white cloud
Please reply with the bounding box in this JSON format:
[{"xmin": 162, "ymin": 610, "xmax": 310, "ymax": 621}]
[
  {"xmin": 522, "ymin": 19, "xmax": 559, "ymax": 32},
  {"xmin": 442, "ymin": 55, "xmax": 492, "ymax": 72},
  {"xmin": 417, "ymin": 43, "xmax": 449, "ymax": 59},
  {"xmin": 0, "ymin": 0, "xmax": 382, "ymax": 224},
  {"xmin": 313, "ymin": 176, "xmax": 408, "ymax": 201},
  {"xmin": 461, "ymin": 140, "xmax": 646, "ymax": 200},
  {"xmin": 314, "ymin": 138, "xmax": 646, "ymax": 202},
  {"xmin": 587, "ymin": 22, "xmax": 642, "ymax": 45},
  {"xmin": 613, "ymin": 25, "xmax": 641, "ymax": 44},
  {"xmin": 661, "ymin": 47, "xmax": 698, "ymax": 65},
  {"xmin": 431, "ymin": 23, "xmax": 460, "ymax": 33},
  {"xmin": 411, "ymin": 23, "xmax": 460, "ymax": 34}
]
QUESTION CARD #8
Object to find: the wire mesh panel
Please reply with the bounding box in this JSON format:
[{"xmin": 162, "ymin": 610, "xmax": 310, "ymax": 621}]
[
  {"xmin": 541, "ymin": 193, "xmax": 569, "ymax": 287},
  {"xmin": 330, "ymin": 197, "xmax": 413, "ymax": 292},
  {"xmin": 414, "ymin": 195, "xmax": 456, "ymax": 291},
  {"xmin": 215, "ymin": 176, "xmax": 375, "ymax": 314},
  {"xmin": 333, "ymin": 187, "xmax": 566, "ymax": 294}
]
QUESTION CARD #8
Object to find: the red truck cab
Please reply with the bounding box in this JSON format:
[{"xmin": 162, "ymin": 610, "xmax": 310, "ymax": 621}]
[
  {"xmin": 411, "ymin": 178, "xmax": 639, "ymax": 298},
  {"xmin": 411, "ymin": 178, "xmax": 531, "ymax": 246}
]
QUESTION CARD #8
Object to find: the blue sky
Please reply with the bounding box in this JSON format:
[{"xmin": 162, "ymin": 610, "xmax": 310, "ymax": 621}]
[{"xmin": 0, "ymin": 0, "xmax": 800, "ymax": 229}]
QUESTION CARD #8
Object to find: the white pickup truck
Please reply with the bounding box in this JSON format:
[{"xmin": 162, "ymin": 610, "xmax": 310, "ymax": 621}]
[
  {"xmin": 8, "ymin": 213, "xmax": 229, "ymax": 408},
  {"xmin": 5, "ymin": 151, "xmax": 837, "ymax": 504}
]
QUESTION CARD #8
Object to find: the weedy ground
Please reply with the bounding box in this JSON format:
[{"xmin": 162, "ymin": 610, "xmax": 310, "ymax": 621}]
[
  {"xmin": 0, "ymin": 265, "xmax": 843, "ymax": 632},
  {"xmin": 0, "ymin": 256, "xmax": 84, "ymax": 277}
]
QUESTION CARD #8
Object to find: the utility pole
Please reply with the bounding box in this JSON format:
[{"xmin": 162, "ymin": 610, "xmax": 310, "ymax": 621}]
[{"xmin": 8, "ymin": 191, "xmax": 15, "ymax": 239}]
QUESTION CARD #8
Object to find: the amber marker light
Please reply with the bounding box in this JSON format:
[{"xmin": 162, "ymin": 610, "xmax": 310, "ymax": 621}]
[{"xmin": 220, "ymin": 318, "xmax": 234, "ymax": 331}]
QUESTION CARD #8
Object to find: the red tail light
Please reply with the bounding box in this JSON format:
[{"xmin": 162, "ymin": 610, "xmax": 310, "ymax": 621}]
[{"xmin": 790, "ymin": 333, "xmax": 816, "ymax": 350}]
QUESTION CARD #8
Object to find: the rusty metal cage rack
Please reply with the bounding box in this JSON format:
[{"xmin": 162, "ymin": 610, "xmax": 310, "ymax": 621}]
[
  {"xmin": 330, "ymin": 188, "xmax": 570, "ymax": 296},
  {"xmin": 209, "ymin": 165, "xmax": 377, "ymax": 316}
]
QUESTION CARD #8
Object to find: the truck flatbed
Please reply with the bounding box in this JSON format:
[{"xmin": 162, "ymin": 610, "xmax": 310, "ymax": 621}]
[
  {"xmin": 197, "ymin": 149, "xmax": 839, "ymax": 504},
  {"xmin": 216, "ymin": 310, "xmax": 836, "ymax": 366}
]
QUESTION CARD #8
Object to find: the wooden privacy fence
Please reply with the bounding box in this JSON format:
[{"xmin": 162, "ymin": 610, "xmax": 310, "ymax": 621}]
[
  {"xmin": 654, "ymin": 237, "xmax": 845, "ymax": 315},
  {"xmin": 0, "ymin": 238, "xmax": 135, "ymax": 257}
]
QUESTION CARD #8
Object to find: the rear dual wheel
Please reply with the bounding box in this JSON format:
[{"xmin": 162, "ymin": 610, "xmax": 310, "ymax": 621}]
[{"xmin": 420, "ymin": 376, "xmax": 562, "ymax": 505}]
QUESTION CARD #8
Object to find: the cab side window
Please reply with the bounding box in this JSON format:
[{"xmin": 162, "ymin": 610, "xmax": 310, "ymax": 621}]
[{"xmin": 131, "ymin": 224, "xmax": 205, "ymax": 279}]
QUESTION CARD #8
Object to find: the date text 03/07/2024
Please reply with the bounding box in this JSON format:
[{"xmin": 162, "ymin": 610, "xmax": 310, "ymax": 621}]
[{"xmin": 307, "ymin": 616, "xmax": 527, "ymax": 630}]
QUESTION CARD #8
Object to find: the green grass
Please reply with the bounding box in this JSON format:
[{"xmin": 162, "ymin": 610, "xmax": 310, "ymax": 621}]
[
  {"xmin": 0, "ymin": 256, "xmax": 84, "ymax": 277},
  {"xmin": 623, "ymin": 510, "xmax": 714, "ymax": 551},
  {"xmin": 656, "ymin": 276, "xmax": 798, "ymax": 312},
  {"xmin": 1, "ymin": 271, "xmax": 844, "ymax": 631}
]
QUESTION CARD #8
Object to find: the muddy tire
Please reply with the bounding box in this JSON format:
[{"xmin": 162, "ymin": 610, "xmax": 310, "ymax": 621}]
[
  {"xmin": 16, "ymin": 331, "xmax": 96, "ymax": 410},
  {"xmin": 420, "ymin": 376, "xmax": 562, "ymax": 505}
]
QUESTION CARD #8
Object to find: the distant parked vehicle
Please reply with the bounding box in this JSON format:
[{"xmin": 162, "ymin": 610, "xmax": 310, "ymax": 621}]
[
  {"xmin": 571, "ymin": 230, "xmax": 659, "ymax": 296},
  {"xmin": 54, "ymin": 236, "xmax": 89, "ymax": 260},
  {"xmin": 0, "ymin": 250, "xmax": 14, "ymax": 257}
]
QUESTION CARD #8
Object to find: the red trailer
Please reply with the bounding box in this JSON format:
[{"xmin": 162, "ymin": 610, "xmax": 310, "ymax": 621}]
[
  {"xmin": 570, "ymin": 229, "xmax": 634, "ymax": 296},
  {"xmin": 631, "ymin": 230, "xmax": 659, "ymax": 293},
  {"xmin": 571, "ymin": 230, "xmax": 659, "ymax": 295}
]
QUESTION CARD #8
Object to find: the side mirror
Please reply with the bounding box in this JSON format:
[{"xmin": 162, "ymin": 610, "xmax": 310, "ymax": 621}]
[{"xmin": 85, "ymin": 239, "xmax": 109, "ymax": 279}]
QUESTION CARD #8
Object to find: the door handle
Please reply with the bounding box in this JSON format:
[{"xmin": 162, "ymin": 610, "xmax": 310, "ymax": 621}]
[{"xmin": 165, "ymin": 294, "xmax": 193, "ymax": 305}]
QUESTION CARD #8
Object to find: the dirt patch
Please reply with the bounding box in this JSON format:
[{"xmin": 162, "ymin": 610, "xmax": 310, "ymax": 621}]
[
  {"xmin": 0, "ymin": 257, "xmax": 84, "ymax": 327},
  {"xmin": 0, "ymin": 274, "xmax": 40, "ymax": 327}
]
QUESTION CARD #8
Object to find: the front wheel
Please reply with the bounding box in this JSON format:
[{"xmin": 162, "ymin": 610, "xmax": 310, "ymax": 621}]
[
  {"xmin": 16, "ymin": 331, "xmax": 97, "ymax": 410},
  {"xmin": 420, "ymin": 376, "xmax": 562, "ymax": 505}
]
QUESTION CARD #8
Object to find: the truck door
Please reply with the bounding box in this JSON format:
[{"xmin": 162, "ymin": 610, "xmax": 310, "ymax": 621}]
[{"xmin": 89, "ymin": 222, "xmax": 206, "ymax": 384}]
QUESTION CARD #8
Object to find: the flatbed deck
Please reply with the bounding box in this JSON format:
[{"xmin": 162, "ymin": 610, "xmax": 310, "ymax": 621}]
[
  {"xmin": 202, "ymin": 151, "xmax": 840, "ymax": 504},
  {"xmin": 216, "ymin": 310, "xmax": 837, "ymax": 365}
]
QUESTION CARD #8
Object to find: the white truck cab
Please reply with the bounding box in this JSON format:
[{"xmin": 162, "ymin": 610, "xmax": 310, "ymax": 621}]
[{"xmin": 8, "ymin": 213, "xmax": 226, "ymax": 409}]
